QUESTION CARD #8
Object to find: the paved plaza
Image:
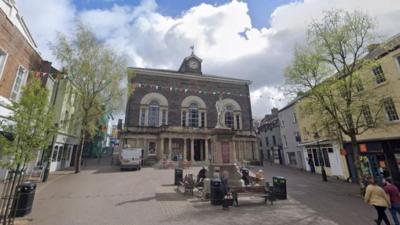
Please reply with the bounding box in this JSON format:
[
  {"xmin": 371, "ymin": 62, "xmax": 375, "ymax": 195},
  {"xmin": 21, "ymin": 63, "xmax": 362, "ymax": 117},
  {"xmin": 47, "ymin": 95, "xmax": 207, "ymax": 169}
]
[{"xmin": 21, "ymin": 159, "xmax": 378, "ymax": 225}]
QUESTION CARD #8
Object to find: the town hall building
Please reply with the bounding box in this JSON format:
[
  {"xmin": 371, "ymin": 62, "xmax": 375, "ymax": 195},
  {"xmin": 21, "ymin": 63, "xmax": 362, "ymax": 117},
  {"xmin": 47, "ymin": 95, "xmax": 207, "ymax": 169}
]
[{"xmin": 122, "ymin": 53, "xmax": 258, "ymax": 165}]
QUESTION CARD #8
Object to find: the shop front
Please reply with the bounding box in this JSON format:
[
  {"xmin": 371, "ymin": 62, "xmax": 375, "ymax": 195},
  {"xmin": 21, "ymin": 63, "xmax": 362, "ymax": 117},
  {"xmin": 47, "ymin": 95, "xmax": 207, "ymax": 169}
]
[{"xmin": 345, "ymin": 140, "xmax": 400, "ymax": 186}]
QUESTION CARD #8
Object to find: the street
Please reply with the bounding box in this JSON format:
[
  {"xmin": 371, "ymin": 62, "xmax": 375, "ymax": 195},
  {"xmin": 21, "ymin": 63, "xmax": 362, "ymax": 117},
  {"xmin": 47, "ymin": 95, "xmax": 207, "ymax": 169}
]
[{"xmin": 21, "ymin": 159, "xmax": 379, "ymax": 225}]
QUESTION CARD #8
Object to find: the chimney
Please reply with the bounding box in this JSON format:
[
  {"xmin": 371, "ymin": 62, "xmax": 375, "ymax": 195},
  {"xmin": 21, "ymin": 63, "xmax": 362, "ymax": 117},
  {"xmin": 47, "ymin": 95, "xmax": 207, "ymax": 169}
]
[
  {"xmin": 367, "ymin": 44, "xmax": 380, "ymax": 53},
  {"xmin": 271, "ymin": 108, "xmax": 278, "ymax": 115}
]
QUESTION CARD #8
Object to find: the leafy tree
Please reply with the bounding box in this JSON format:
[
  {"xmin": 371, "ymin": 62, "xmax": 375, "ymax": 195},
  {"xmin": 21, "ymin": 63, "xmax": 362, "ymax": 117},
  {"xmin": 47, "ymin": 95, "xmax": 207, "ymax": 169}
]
[
  {"xmin": 0, "ymin": 76, "xmax": 56, "ymax": 172},
  {"xmin": 285, "ymin": 10, "xmax": 385, "ymax": 187},
  {"xmin": 52, "ymin": 23, "xmax": 126, "ymax": 173}
]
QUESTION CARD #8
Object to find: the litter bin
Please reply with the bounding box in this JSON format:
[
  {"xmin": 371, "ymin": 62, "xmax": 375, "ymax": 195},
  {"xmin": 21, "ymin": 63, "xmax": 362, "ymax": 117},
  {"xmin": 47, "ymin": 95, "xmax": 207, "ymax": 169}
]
[
  {"xmin": 12, "ymin": 182, "xmax": 37, "ymax": 217},
  {"xmin": 210, "ymin": 178, "xmax": 223, "ymax": 205},
  {"xmin": 272, "ymin": 176, "xmax": 287, "ymax": 200},
  {"xmin": 174, "ymin": 168, "xmax": 183, "ymax": 185}
]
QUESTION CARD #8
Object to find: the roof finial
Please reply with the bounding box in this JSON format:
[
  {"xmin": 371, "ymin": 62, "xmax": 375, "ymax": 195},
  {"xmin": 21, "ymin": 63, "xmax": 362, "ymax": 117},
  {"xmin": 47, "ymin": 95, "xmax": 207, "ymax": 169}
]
[{"xmin": 190, "ymin": 45, "xmax": 194, "ymax": 55}]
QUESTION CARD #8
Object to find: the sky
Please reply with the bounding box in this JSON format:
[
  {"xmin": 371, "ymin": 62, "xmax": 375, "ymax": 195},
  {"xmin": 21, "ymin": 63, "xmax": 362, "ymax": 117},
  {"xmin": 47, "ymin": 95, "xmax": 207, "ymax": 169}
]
[{"xmin": 17, "ymin": 0, "xmax": 400, "ymax": 119}]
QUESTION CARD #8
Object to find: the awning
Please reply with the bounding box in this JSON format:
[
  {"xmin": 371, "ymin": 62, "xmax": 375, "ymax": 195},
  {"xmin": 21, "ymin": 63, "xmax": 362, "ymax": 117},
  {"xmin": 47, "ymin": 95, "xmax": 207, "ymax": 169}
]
[{"xmin": 297, "ymin": 139, "xmax": 335, "ymax": 147}]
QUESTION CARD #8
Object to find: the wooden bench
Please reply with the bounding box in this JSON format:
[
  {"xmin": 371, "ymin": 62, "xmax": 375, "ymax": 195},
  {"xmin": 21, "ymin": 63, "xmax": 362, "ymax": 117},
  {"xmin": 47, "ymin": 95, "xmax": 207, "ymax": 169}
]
[{"xmin": 231, "ymin": 186, "xmax": 275, "ymax": 206}]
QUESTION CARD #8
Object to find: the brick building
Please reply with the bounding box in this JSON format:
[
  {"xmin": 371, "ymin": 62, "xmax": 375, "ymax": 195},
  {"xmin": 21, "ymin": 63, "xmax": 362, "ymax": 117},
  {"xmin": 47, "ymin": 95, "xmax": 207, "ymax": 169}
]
[
  {"xmin": 122, "ymin": 53, "xmax": 258, "ymax": 164},
  {"xmin": 0, "ymin": 0, "xmax": 42, "ymax": 101}
]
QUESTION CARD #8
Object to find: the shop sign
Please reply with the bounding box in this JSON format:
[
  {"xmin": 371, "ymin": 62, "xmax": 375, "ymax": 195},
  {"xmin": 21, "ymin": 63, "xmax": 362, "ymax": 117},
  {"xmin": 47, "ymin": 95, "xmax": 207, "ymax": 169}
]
[
  {"xmin": 340, "ymin": 148, "xmax": 347, "ymax": 155},
  {"xmin": 359, "ymin": 144, "xmax": 368, "ymax": 153}
]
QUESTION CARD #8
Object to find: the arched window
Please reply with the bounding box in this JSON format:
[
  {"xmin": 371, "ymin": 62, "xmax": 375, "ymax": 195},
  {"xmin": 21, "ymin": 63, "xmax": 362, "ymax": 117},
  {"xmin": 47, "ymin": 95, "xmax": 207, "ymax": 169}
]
[
  {"xmin": 148, "ymin": 101, "xmax": 160, "ymax": 127},
  {"xmin": 188, "ymin": 103, "xmax": 199, "ymax": 127},
  {"xmin": 224, "ymin": 105, "xmax": 234, "ymax": 128}
]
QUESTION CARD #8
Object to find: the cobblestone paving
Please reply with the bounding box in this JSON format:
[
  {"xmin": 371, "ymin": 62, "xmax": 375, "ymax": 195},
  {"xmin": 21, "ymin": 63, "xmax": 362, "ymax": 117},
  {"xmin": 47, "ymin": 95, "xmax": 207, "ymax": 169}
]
[{"xmin": 25, "ymin": 160, "xmax": 375, "ymax": 225}]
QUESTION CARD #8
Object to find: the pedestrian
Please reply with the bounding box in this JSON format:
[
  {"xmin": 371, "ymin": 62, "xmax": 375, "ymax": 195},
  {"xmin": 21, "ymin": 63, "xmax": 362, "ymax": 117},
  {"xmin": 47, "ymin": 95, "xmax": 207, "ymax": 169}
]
[
  {"xmin": 384, "ymin": 178, "xmax": 400, "ymax": 225},
  {"xmin": 364, "ymin": 176, "xmax": 391, "ymax": 225},
  {"xmin": 221, "ymin": 170, "xmax": 230, "ymax": 210}
]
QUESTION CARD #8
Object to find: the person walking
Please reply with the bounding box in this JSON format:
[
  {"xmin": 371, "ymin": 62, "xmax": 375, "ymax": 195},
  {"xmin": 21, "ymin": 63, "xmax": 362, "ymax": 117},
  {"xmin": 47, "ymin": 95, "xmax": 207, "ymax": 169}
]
[
  {"xmin": 384, "ymin": 178, "xmax": 400, "ymax": 225},
  {"xmin": 221, "ymin": 171, "xmax": 230, "ymax": 210},
  {"xmin": 364, "ymin": 177, "xmax": 391, "ymax": 225}
]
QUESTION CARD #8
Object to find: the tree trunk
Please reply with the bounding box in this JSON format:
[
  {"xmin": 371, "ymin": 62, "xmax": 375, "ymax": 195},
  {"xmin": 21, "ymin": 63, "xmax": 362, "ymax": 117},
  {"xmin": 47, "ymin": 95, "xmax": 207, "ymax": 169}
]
[
  {"xmin": 350, "ymin": 134, "xmax": 364, "ymax": 194},
  {"xmin": 75, "ymin": 132, "xmax": 86, "ymax": 174}
]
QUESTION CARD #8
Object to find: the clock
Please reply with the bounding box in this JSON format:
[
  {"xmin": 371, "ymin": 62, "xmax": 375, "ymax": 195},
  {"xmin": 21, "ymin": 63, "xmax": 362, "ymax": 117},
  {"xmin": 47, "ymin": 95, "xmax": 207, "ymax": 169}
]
[{"xmin": 188, "ymin": 60, "xmax": 199, "ymax": 69}]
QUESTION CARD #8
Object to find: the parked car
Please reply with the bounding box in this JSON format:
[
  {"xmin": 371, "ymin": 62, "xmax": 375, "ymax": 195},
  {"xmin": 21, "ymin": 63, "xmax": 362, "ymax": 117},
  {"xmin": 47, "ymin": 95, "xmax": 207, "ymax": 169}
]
[{"xmin": 119, "ymin": 148, "xmax": 143, "ymax": 171}]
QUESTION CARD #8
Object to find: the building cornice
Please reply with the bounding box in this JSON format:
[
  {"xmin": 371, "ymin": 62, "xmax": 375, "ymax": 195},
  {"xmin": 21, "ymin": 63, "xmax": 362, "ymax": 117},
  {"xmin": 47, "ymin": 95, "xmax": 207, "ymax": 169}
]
[{"xmin": 129, "ymin": 67, "xmax": 252, "ymax": 86}]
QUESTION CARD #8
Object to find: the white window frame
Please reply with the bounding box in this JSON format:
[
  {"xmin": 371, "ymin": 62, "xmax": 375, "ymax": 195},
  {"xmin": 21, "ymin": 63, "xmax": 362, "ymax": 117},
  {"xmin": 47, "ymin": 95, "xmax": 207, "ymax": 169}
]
[
  {"xmin": 139, "ymin": 107, "xmax": 147, "ymax": 126},
  {"xmin": 372, "ymin": 65, "xmax": 386, "ymax": 84},
  {"xmin": 10, "ymin": 65, "xmax": 28, "ymax": 101},
  {"xmin": 0, "ymin": 48, "xmax": 8, "ymax": 79},
  {"xmin": 383, "ymin": 97, "xmax": 399, "ymax": 122}
]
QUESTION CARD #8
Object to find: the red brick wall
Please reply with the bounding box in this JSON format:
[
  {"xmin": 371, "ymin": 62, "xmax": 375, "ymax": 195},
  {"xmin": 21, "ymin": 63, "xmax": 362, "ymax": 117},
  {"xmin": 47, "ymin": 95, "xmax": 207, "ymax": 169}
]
[{"xmin": 0, "ymin": 9, "xmax": 42, "ymax": 99}]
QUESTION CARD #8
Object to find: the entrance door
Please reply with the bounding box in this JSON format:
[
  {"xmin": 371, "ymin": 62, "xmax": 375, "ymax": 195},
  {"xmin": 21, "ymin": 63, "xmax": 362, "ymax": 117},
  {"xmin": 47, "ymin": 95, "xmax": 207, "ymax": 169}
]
[
  {"xmin": 368, "ymin": 155, "xmax": 380, "ymax": 183},
  {"xmin": 221, "ymin": 142, "xmax": 230, "ymax": 163}
]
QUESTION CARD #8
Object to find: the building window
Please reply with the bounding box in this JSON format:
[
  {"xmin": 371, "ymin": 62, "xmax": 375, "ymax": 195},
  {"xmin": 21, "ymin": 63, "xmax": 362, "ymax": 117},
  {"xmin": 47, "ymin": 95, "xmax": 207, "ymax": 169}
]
[
  {"xmin": 52, "ymin": 146, "xmax": 59, "ymax": 162},
  {"xmin": 148, "ymin": 142, "xmax": 156, "ymax": 155},
  {"xmin": 383, "ymin": 97, "xmax": 399, "ymax": 121},
  {"xmin": 188, "ymin": 103, "xmax": 199, "ymax": 127},
  {"xmin": 312, "ymin": 148, "xmax": 319, "ymax": 166},
  {"xmin": 140, "ymin": 108, "xmax": 146, "ymax": 126},
  {"xmin": 57, "ymin": 146, "xmax": 63, "ymax": 162},
  {"xmin": 292, "ymin": 112, "xmax": 297, "ymax": 123},
  {"xmin": 281, "ymin": 120, "xmax": 285, "ymax": 128},
  {"xmin": 372, "ymin": 65, "xmax": 386, "ymax": 84},
  {"xmin": 272, "ymin": 136, "xmax": 276, "ymax": 145},
  {"xmin": 355, "ymin": 80, "xmax": 364, "ymax": 92},
  {"xmin": 10, "ymin": 66, "xmax": 27, "ymax": 101},
  {"xmin": 396, "ymin": 56, "xmax": 400, "ymax": 71},
  {"xmin": 162, "ymin": 109, "xmax": 167, "ymax": 125},
  {"xmin": 0, "ymin": 49, "xmax": 7, "ymax": 78},
  {"xmin": 361, "ymin": 105, "xmax": 374, "ymax": 126},
  {"xmin": 182, "ymin": 110, "xmax": 186, "ymax": 126},
  {"xmin": 66, "ymin": 147, "xmax": 71, "ymax": 161},
  {"xmin": 323, "ymin": 148, "xmax": 331, "ymax": 167},
  {"xmin": 295, "ymin": 132, "xmax": 301, "ymax": 143},
  {"xmin": 224, "ymin": 106, "xmax": 234, "ymax": 128},
  {"xmin": 200, "ymin": 112, "xmax": 205, "ymax": 127},
  {"xmin": 148, "ymin": 101, "xmax": 160, "ymax": 127},
  {"xmin": 236, "ymin": 114, "xmax": 241, "ymax": 129},
  {"xmin": 259, "ymin": 141, "xmax": 262, "ymax": 147},
  {"xmin": 265, "ymin": 137, "xmax": 269, "ymax": 146},
  {"xmin": 288, "ymin": 152, "xmax": 297, "ymax": 165}
]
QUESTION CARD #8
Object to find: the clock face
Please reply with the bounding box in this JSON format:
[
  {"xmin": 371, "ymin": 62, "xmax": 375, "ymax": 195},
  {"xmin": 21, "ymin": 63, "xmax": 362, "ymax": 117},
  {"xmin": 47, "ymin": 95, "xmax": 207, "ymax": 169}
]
[{"xmin": 188, "ymin": 60, "xmax": 199, "ymax": 69}]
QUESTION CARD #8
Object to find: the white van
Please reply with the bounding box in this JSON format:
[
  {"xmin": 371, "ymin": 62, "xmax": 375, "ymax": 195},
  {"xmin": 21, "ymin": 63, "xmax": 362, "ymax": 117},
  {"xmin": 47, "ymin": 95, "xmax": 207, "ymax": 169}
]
[{"xmin": 119, "ymin": 148, "xmax": 143, "ymax": 171}]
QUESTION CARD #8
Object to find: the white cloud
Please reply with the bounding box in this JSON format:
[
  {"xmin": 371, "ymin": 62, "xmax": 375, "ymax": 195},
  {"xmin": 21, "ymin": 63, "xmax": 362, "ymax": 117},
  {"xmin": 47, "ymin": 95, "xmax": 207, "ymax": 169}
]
[
  {"xmin": 17, "ymin": 0, "xmax": 400, "ymax": 119},
  {"xmin": 18, "ymin": 0, "xmax": 76, "ymax": 62}
]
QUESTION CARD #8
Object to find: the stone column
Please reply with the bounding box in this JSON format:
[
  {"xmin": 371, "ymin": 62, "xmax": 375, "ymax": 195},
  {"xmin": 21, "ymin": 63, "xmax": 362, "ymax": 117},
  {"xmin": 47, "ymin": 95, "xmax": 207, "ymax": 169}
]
[
  {"xmin": 205, "ymin": 139, "xmax": 209, "ymax": 163},
  {"xmin": 233, "ymin": 140, "xmax": 237, "ymax": 162},
  {"xmin": 191, "ymin": 138, "xmax": 195, "ymax": 161},
  {"xmin": 183, "ymin": 138, "xmax": 187, "ymax": 161},
  {"xmin": 160, "ymin": 138, "xmax": 164, "ymax": 159},
  {"xmin": 168, "ymin": 138, "xmax": 172, "ymax": 160}
]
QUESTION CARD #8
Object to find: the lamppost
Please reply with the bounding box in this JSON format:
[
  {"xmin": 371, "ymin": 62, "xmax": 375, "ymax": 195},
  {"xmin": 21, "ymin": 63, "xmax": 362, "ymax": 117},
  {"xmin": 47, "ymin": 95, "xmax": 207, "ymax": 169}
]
[{"xmin": 314, "ymin": 132, "xmax": 327, "ymax": 182}]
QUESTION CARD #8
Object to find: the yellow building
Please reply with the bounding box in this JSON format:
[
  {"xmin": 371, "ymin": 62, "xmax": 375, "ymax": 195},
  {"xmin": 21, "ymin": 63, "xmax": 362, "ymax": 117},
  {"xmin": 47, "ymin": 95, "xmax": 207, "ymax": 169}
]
[{"xmin": 295, "ymin": 34, "xmax": 400, "ymax": 184}]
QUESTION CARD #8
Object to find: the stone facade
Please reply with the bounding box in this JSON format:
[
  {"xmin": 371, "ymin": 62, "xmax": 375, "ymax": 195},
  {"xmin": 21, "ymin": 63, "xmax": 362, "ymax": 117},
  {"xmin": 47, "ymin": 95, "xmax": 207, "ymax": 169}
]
[
  {"xmin": 278, "ymin": 101, "xmax": 305, "ymax": 169},
  {"xmin": 122, "ymin": 54, "xmax": 257, "ymax": 164},
  {"xmin": 257, "ymin": 108, "xmax": 283, "ymax": 164}
]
